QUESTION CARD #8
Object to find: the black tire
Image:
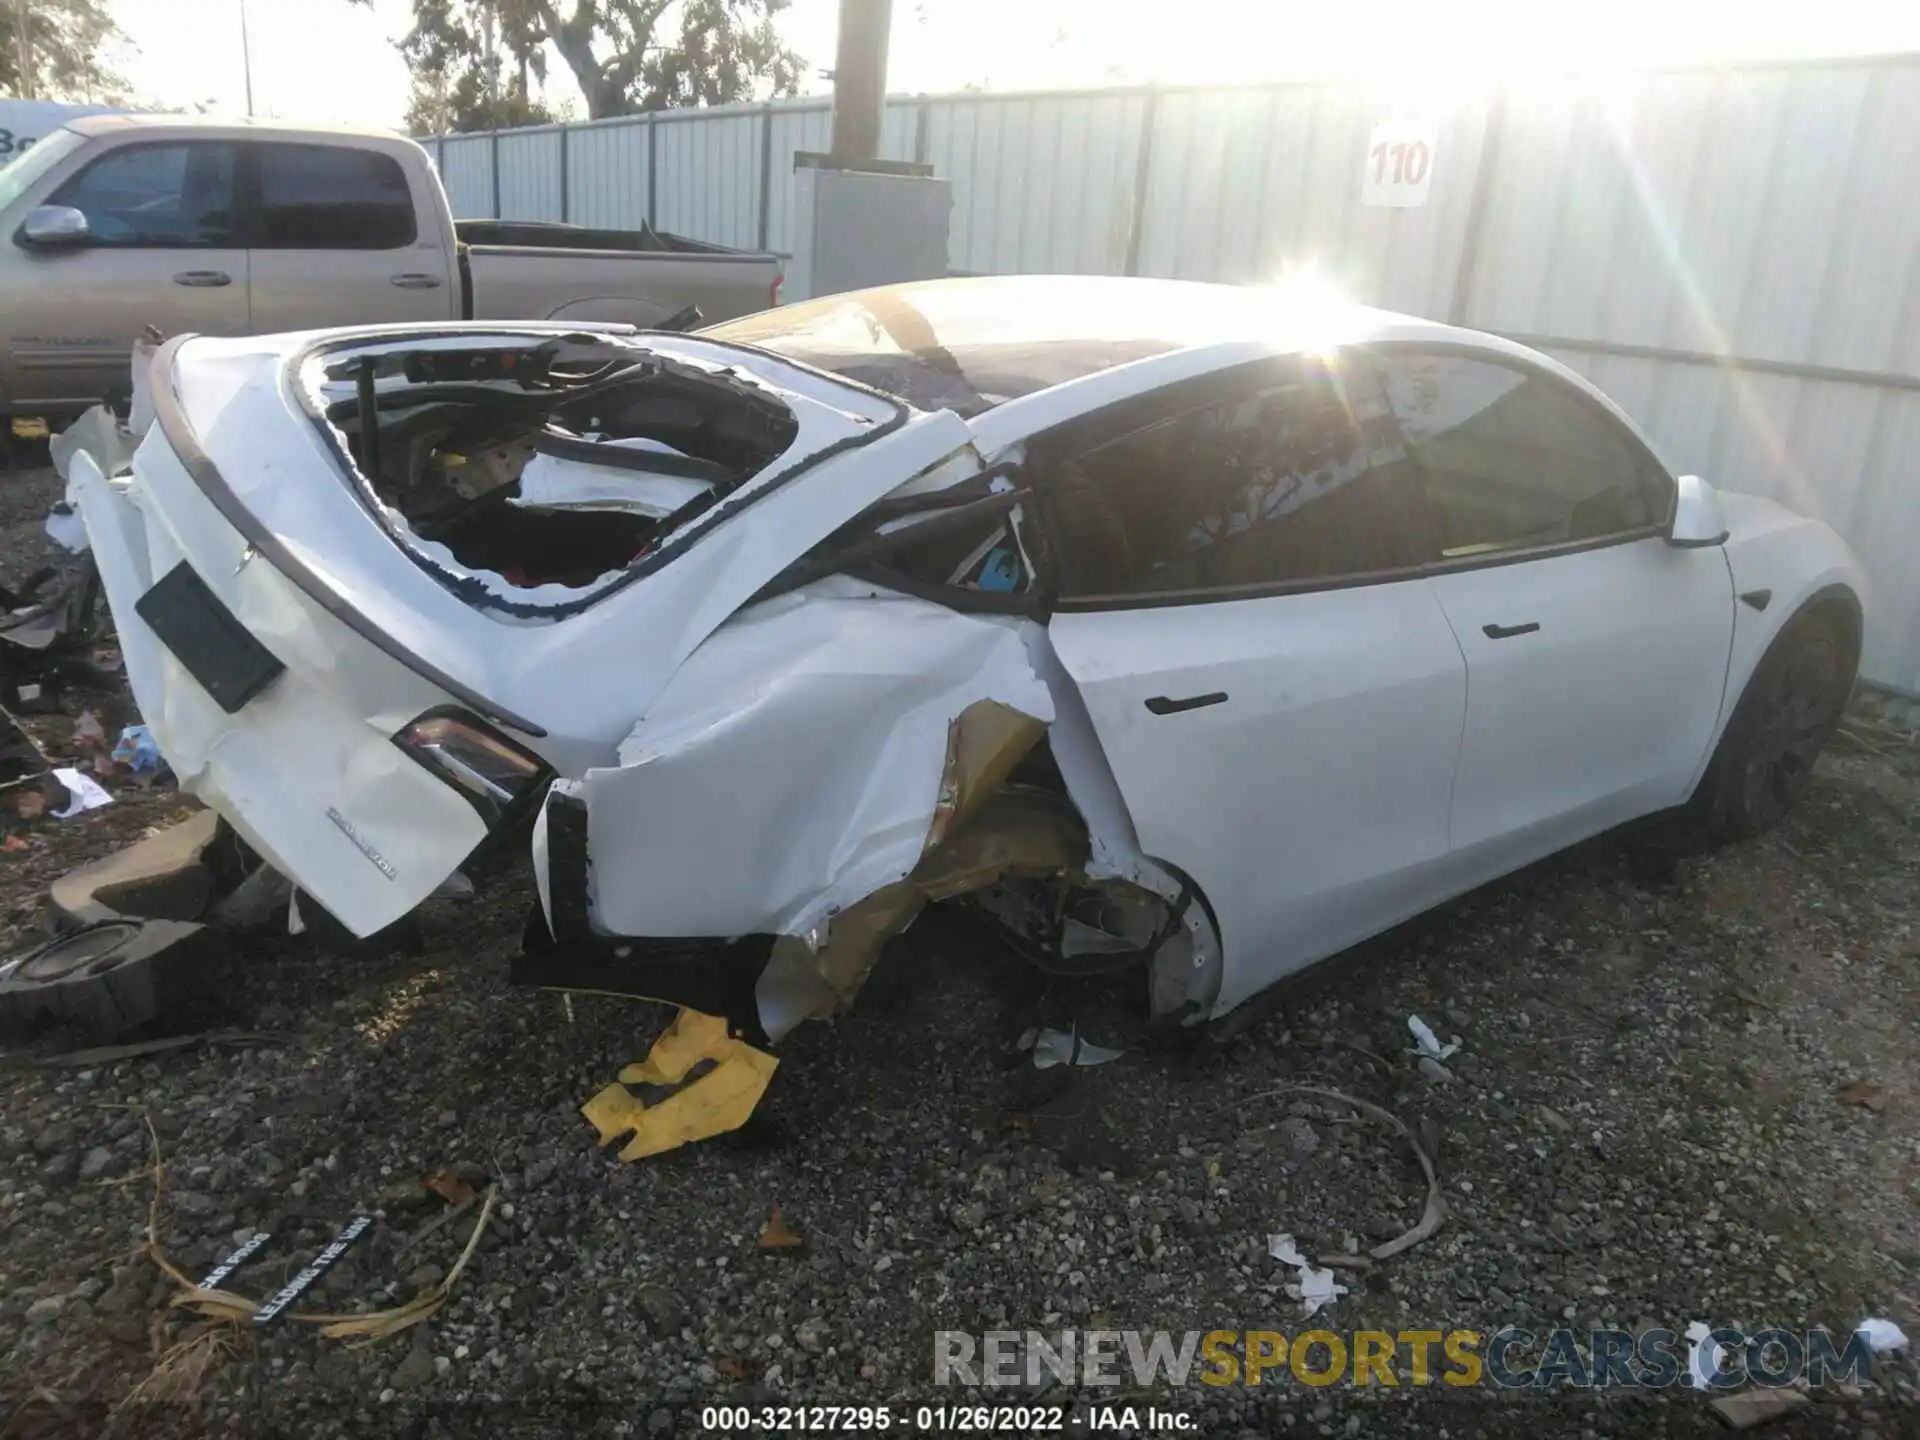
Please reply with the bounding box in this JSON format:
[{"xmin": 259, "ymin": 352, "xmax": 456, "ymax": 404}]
[
  {"xmin": 1688, "ymin": 604, "xmax": 1856, "ymax": 845},
  {"xmin": 0, "ymin": 919, "xmax": 220, "ymax": 1037}
]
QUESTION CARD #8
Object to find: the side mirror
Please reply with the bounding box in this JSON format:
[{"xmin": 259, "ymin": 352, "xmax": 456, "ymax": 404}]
[
  {"xmin": 18, "ymin": 205, "xmax": 90, "ymax": 249},
  {"xmin": 1667, "ymin": 473, "xmax": 1729, "ymax": 549}
]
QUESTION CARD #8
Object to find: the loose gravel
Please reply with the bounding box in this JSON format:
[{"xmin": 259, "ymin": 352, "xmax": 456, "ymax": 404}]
[{"xmin": 1, "ymin": 463, "xmax": 1918, "ymax": 1437}]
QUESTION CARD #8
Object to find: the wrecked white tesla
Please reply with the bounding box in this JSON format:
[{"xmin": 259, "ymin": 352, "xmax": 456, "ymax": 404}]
[{"xmin": 61, "ymin": 276, "xmax": 1864, "ymax": 1047}]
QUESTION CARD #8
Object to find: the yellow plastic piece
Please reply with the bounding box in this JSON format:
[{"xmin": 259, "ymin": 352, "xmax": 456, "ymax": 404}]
[{"xmin": 581, "ymin": 1007, "xmax": 779, "ymax": 1161}]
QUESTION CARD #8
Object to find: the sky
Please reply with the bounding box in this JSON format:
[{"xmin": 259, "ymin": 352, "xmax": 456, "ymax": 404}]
[{"xmin": 104, "ymin": 0, "xmax": 1920, "ymax": 131}]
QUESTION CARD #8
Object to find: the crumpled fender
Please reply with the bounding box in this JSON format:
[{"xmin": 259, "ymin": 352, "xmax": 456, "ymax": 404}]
[{"xmin": 541, "ymin": 580, "xmax": 1055, "ymax": 944}]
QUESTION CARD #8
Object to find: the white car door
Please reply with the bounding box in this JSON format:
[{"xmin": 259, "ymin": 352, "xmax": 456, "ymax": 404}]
[
  {"xmin": 1371, "ymin": 349, "xmax": 1735, "ymax": 870},
  {"xmin": 1036, "ymin": 355, "xmax": 1470, "ymax": 1013}
]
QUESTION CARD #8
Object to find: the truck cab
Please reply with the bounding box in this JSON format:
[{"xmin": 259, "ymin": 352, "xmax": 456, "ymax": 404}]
[{"xmin": 0, "ymin": 115, "xmax": 461, "ymax": 418}]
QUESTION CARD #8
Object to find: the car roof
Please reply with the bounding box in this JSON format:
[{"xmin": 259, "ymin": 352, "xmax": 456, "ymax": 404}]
[
  {"xmin": 715, "ymin": 273, "xmax": 1480, "ymax": 362},
  {"xmin": 707, "ymin": 273, "xmax": 1623, "ymax": 443}
]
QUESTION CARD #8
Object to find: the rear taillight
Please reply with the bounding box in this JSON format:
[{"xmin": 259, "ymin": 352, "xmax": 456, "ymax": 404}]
[
  {"xmin": 394, "ymin": 710, "xmax": 544, "ymax": 820},
  {"xmin": 768, "ymin": 272, "xmax": 784, "ymax": 308}
]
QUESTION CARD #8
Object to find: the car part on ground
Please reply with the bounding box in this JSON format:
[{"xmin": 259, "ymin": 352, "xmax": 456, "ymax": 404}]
[
  {"xmin": 580, "ymin": 1007, "xmax": 780, "ymax": 1162},
  {"xmin": 0, "ymin": 917, "xmax": 222, "ymax": 1035}
]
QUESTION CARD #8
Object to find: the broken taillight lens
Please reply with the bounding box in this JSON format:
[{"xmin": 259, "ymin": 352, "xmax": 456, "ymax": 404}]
[{"xmin": 394, "ymin": 710, "xmax": 544, "ymax": 821}]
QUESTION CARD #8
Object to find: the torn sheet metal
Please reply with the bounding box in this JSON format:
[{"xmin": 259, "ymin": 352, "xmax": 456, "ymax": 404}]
[
  {"xmin": 755, "ymin": 768, "xmax": 1087, "ymax": 1041},
  {"xmin": 581, "ymin": 1007, "xmax": 778, "ymax": 1161},
  {"xmin": 556, "ymin": 583, "xmax": 1055, "ymax": 944}
]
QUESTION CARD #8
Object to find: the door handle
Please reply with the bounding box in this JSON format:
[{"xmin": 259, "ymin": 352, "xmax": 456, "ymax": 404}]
[
  {"xmin": 390, "ymin": 272, "xmax": 443, "ymax": 289},
  {"xmin": 172, "ymin": 270, "xmax": 231, "ymax": 287},
  {"xmin": 1145, "ymin": 691, "xmax": 1228, "ymax": 715},
  {"xmin": 1482, "ymin": 621, "xmax": 1541, "ymax": 640}
]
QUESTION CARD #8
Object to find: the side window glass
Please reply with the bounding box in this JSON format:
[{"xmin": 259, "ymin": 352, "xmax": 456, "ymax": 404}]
[
  {"xmin": 252, "ymin": 144, "xmax": 416, "ymax": 249},
  {"xmin": 1050, "ymin": 359, "xmax": 1411, "ymax": 601},
  {"xmin": 48, "ymin": 143, "xmax": 237, "ymax": 247},
  {"xmin": 1378, "ymin": 354, "xmax": 1655, "ymax": 560}
]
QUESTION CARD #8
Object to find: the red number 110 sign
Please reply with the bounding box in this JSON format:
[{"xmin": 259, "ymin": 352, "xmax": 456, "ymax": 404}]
[{"xmin": 1362, "ymin": 117, "xmax": 1438, "ymax": 208}]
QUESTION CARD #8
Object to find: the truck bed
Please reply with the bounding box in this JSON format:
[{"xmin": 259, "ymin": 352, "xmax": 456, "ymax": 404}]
[{"xmin": 454, "ymin": 219, "xmax": 741, "ymax": 256}]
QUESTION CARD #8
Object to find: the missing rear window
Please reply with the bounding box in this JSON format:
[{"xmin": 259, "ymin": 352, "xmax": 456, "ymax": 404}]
[{"xmin": 304, "ymin": 334, "xmax": 800, "ymax": 612}]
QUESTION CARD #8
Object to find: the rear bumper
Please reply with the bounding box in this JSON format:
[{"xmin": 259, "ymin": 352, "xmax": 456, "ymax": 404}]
[{"xmin": 68, "ymin": 426, "xmax": 491, "ymax": 936}]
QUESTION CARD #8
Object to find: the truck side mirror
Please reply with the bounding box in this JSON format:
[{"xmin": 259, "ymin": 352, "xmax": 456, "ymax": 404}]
[{"xmin": 19, "ymin": 205, "xmax": 91, "ymax": 250}]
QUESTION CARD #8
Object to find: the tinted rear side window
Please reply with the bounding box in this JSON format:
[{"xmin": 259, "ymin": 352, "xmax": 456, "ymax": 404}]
[
  {"xmin": 1048, "ymin": 358, "xmax": 1415, "ymax": 602},
  {"xmin": 1376, "ymin": 354, "xmax": 1660, "ymax": 560},
  {"xmin": 48, "ymin": 142, "xmax": 238, "ymax": 247},
  {"xmin": 251, "ymin": 144, "xmax": 416, "ymax": 249}
]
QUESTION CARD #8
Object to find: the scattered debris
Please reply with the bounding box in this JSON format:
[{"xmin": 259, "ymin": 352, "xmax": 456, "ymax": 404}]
[
  {"xmin": 1858, "ymin": 1317, "xmax": 1909, "ymax": 1352},
  {"xmin": 1267, "ymin": 1233, "xmax": 1349, "ymax": 1317},
  {"xmin": 70, "ymin": 710, "xmax": 106, "ymax": 751},
  {"xmin": 1707, "ymin": 1387, "xmax": 1809, "ymax": 1429},
  {"xmin": 111, "ymin": 724, "xmax": 162, "ymax": 777},
  {"xmin": 51, "ymin": 766, "xmax": 113, "ymax": 819},
  {"xmin": 16, "ymin": 1028, "xmax": 273, "ymax": 1069},
  {"xmin": 197, "ymin": 1232, "xmax": 273, "ymax": 1291},
  {"xmin": 581, "ymin": 1007, "xmax": 779, "ymax": 1161},
  {"xmin": 1407, "ymin": 1014, "xmax": 1460, "ymax": 1061},
  {"xmin": 12, "ymin": 787, "xmax": 44, "ymax": 819},
  {"xmin": 252, "ymin": 1216, "xmax": 374, "ymax": 1324},
  {"xmin": 394, "ymin": 1190, "xmax": 480, "ymax": 1260},
  {"xmin": 1685, "ymin": 1321, "xmax": 1727, "ymax": 1389},
  {"xmin": 1020, "ymin": 1026, "xmax": 1125, "ymax": 1070},
  {"xmin": 1838, "ymin": 1080, "xmax": 1888, "ymax": 1112},
  {"xmin": 424, "ymin": 1168, "xmax": 477, "ymax": 1207},
  {"xmin": 758, "ymin": 1206, "xmax": 804, "ymax": 1253},
  {"xmin": 1243, "ymin": 1085, "xmax": 1446, "ymax": 1260}
]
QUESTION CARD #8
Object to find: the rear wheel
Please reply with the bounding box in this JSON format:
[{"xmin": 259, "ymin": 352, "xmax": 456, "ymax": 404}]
[{"xmin": 1690, "ymin": 605, "xmax": 1854, "ymax": 844}]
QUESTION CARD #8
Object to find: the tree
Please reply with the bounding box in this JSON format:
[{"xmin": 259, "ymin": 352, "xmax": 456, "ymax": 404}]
[
  {"xmin": 1, "ymin": 0, "xmax": 128, "ymax": 103},
  {"xmin": 365, "ymin": 0, "xmax": 804, "ymax": 133}
]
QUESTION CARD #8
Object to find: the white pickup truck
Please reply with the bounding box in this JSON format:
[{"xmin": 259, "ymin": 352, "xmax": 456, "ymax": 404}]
[{"xmin": 0, "ymin": 113, "xmax": 783, "ymax": 424}]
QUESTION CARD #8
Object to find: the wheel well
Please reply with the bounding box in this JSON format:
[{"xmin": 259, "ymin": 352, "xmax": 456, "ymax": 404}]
[{"xmin": 1797, "ymin": 583, "xmax": 1864, "ymax": 693}]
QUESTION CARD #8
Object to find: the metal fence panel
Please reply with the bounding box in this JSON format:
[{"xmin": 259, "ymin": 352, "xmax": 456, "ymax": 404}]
[
  {"xmin": 565, "ymin": 119, "xmax": 650, "ymax": 229},
  {"xmin": 438, "ymin": 134, "xmax": 495, "ymax": 217},
  {"xmin": 763, "ymin": 103, "xmax": 832, "ymax": 254},
  {"xmin": 1138, "ymin": 85, "xmax": 1483, "ymax": 318},
  {"xmin": 496, "ymin": 128, "xmax": 564, "ymax": 220},
  {"xmin": 925, "ymin": 90, "xmax": 1145, "ymax": 275},
  {"xmin": 653, "ymin": 105, "xmax": 764, "ymax": 248}
]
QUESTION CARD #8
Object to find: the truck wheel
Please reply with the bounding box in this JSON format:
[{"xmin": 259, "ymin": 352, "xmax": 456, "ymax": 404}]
[{"xmin": 0, "ymin": 919, "xmax": 219, "ymax": 1037}]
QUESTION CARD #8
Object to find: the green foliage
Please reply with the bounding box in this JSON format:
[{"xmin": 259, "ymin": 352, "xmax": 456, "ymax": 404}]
[
  {"xmin": 362, "ymin": 0, "xmax": 805, "ymax": 133},
  {"xmin": 1, "ymin": 0, "xmax": 128, "ymax": 104}
]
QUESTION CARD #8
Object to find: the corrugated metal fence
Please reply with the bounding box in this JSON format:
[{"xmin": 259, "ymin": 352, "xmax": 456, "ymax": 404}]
[{"xmin": 429, "ymin": 58, "xmax": 1920, "ymax": 699}]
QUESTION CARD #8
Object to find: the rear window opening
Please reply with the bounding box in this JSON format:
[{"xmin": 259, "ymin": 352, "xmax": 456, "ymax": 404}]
[{"xmin": 300, "ymin": 334, "xmax": 800, "ymax": 612}]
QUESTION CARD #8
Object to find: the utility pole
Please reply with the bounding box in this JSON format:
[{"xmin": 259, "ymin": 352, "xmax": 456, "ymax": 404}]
[
  {"xmin": 828, "ymin": 0, "xmax": 891, "ymax": 165},
  {"xmin": 239, "ymin": 0, "xmax": 255, "ymax": 116}
]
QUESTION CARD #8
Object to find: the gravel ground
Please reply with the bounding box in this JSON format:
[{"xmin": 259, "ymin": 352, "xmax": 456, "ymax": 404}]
[{"xmin": 2, "ymin": 461, "xmax": 1919, "ymax": 1438}]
